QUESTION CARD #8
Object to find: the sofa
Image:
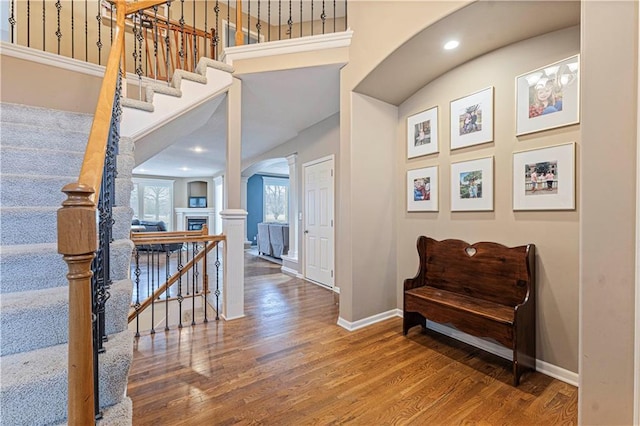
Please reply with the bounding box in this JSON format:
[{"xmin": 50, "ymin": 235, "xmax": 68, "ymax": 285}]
[
  {"xmin": 131, "ymin": 219, "xmax": 183, "ymax": 252},
  {"xmin": 257, "ymin": 223, "xmax": 289, "ymax": 259}
]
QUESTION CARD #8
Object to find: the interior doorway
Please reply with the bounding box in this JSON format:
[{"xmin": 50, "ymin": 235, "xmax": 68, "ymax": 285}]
[{"xmin": 303, "ymin": 155, "xmax": 335, "ymax": 289}]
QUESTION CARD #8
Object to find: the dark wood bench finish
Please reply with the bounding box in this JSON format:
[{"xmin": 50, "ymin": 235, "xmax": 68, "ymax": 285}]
[{"xmin": 403, "ymin": 236, "xmax": 536, "ymax": 386}]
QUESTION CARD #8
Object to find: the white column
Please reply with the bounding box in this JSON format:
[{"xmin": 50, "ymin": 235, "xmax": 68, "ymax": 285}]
[
  {"xmin": 241, "ymin": 176, "xmax": 251, "ymax": 246},
  {"xmin": 220, "ymin": 209, "xmax": 247, "ymax": 320},
  {"xmin": 285, "ymin": 154, "xmax": 298, "ymax": 259},
  {"xmin": 175, "ymin": 211, "xmax": 185, "ymax": 231}
]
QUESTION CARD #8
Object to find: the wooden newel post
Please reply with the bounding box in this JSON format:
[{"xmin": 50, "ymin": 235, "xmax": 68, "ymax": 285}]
[{"xmin": 57, "ymin": 183, "xmax": 98, "ymax": 426}]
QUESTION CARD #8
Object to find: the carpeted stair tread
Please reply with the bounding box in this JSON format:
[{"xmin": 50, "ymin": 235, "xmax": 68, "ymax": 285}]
[
  {"xmin": 1, "ymin": 102, "xmax": 93, "ymax": 133},
  {"xmin": 97, "ymin": 396, "xmax": 133, "ymax": 426},
  {"xmin": 0, "ymin": 145, "xmax": 84, "ymax": 176},
  {"xmin": 0, "ymin": 330, "xmax": 133, "ymax": 426},
  {"xmin": 0, "ymin": 279, "xmax": 133, "ymax": 356},
  {"xmin": 0, "ymin": 239, "xmax": 134, "ymax": 294},
  {"xmin": 0, "ymin": 121, "xmax": 89, "ymax": 152},
  {"xmin": 0, "ymin": 173, "xmax": 73, "ymax": 207}
]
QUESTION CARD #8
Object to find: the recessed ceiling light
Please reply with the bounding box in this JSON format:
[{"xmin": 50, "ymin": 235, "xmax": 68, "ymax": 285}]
[
  {"xmin": 180, "ymin": 167, "xmax": 190, "ymax": 171},
  {"xmin": 443, "ymin": 40, "xmax": 459, "ymax": 50},
  {"xmin": 193, "ymin": 147, "xmax": 204, "ymax": 153}
]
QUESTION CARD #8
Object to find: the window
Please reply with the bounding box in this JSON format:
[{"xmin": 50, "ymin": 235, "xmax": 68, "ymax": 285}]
[
  {"xmin": 263, "ymin": 177, "xmax": 288, "ymax": 223},
  {"xmin": 130, "ymin": 178, "xmax": 174, "ymax": 230}
]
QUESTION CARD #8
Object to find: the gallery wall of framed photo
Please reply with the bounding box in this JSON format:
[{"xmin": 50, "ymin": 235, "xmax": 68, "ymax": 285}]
[{"xmin": 397, "ymin": 26, "xmax": 582, "ymax": 372}]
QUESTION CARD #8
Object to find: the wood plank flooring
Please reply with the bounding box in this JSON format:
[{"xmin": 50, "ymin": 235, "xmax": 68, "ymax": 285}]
[{"xmin": 127, "ymin": 253, "xmax": 577, "ymax": 425}]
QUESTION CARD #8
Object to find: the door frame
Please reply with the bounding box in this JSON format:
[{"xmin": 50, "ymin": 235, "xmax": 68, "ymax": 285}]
[{"xmin": 301, "ymin": 154, "xmax": 335, "ymax": 290}]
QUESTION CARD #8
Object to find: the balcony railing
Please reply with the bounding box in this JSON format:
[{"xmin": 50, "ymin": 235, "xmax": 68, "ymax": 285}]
[{"xmin": 4, "ymin": 0, "xmax": 348, "ymax": 86}]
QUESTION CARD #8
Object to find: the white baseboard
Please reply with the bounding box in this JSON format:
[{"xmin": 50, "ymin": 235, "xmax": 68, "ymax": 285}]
[
  {"xmin": 220, "ymin": 313, "xmax": 245, "ymax": 321},
  {"xmin": 337, "ymin": 309, "xmax": 402, "ymax": 331},
  {"xmin": 333, "ymin": 286, "xmax": 340, "ymax": 294},
  {"xmin": 348, "ymin": 309, "xmax": 578, "ymax": 386},
  {"xmin": 281, "ymin": 265, "xmax": 302, "ymax": 278}
]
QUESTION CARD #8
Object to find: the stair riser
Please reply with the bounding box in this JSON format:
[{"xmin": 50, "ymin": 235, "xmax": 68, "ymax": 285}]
[
  {"xmin": 0, "ymin": 175, "xmax": 70, "ymax": 207},
  {"xmin": 0, "ymin": 240, "xmax": 133, "ymax": 294},
  {"xmin": 0, "ymin": 279, "xmax": 132, "ymax": 357},
  {"xmin": 0, "ymin": 148, "xmax": 83, "ymax": 176},
  {"xmin": 0, "ymin": 330, "xmax": 133, "ymax": 426},
  {"xmin": 0, "ymin": 122, "xmax": 89, "ymax": 153},
  {"xmin": 1, "ymin": 103, "xmax": 93, "ymax": 133}
]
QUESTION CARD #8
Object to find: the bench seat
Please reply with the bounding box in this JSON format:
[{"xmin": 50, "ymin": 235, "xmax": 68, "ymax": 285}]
[{"xmin": 403, "ymin": 236, "xmax": 536, "ymax": 386}]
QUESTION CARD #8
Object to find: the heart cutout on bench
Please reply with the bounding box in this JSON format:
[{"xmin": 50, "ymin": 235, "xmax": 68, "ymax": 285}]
[{"xmin": 465, "ymin": 247, "xmax": 477, "ymax": 257}]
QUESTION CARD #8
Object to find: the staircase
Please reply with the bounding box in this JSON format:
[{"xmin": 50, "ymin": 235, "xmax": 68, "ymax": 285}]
[{"xmin": 0, "ymin": 103, "xmax": 135, "ymax": 425}]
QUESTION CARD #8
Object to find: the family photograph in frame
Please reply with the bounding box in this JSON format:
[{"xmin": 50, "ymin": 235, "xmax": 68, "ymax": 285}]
[
  {"xmin": 516, "ymin": 55, "xmax": 580, "ymax": 136},
  {"xmin": 450, "ymin": 157, "xmax": 494, "ymax": 211},
  {"xmin": 450, "ymin": 87, "xmax": 494, "ymax": 150},
  {"xmin": 512, "ymin": 142, "xmax": 575, "ymax": 210},
  {"xmin": 407, "ymin": 166, "xmax": 438, "ymax": 212},
  {"xmin": 407, "ymin": 106, "xmax": 439, "ymax": 159}
]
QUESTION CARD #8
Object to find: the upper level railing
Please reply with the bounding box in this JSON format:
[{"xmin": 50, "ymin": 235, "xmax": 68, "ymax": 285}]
[{"xmin": 5, "ymin": 0, "xmax": 348, "ymax": 90}]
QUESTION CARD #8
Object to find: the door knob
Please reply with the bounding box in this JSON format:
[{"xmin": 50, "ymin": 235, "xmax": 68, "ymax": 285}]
[{"xmin": 304, "ymin": 230, "xmax": 309, "ymax": 234}]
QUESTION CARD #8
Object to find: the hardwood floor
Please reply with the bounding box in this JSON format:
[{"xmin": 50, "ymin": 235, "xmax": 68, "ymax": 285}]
[{"xmin": 127, "ymin": 253, "xmax": 577, "ymax": 425}]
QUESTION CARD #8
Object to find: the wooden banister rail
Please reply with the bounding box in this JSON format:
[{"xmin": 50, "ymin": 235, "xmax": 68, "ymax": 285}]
[
  {"xmin": 128, "ymin": 236, "xmax": 224, "ymax": 323},
  {"xmin": 235, "ymin": 0, "xmax": 244, "ymax": 46},
  {"xmin": 57, "ymin": 1, "xmax": 166, "ymax": 424}
]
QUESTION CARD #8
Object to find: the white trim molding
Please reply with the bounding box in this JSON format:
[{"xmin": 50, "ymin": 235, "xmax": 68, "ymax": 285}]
[
  {"xmin": 635, "ymin": 4, "xmax": 640, "ymax": 422},
  {"xmin": 223, "ymin": 29, "xmax": 353, "ymax": 65},
  {"xmin": 337, "ymin": 309, "xmax": 402, "ymax": 332}
]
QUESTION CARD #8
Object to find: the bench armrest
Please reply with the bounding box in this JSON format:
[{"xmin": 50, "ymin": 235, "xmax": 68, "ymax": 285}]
[{"xmin": 404, "ymin": 276, "xmax": 425, "ymax": 291}]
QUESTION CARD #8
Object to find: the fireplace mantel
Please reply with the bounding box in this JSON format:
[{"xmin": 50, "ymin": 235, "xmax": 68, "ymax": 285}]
[{"xmin": 175, "ymin": 208, "xmax": 216, "ymax": 234}]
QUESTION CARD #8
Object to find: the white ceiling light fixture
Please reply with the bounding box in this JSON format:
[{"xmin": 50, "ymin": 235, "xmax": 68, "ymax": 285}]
[
  {"xmin": 192, "ymin": 147, "xmax": 204, "ymax": 153},
  {"xmin": 443, "ymin": 40, "xmax": 460, "ymax": 50}
]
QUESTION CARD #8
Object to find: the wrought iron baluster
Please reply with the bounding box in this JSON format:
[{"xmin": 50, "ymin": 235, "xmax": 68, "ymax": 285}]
[
  {"xmin": 344, "ymin": 0, "xmax": 347, "ymax": 30},
  {"xmin": 179, "ymin": 0, "xmax": 185, "ymax": 71},
  {"xmin": 321, "ymin": 1, "xmax": 325, "ymax": 34},
  {"xmin": 42, "ymin": 0, "xmax": 45, "ymax": 51},
  {"xmin": 204, "ymin": 0, "xmax": 208, "ymax": 58},
  {"xmin": 134, "ymin": 248, "xmax": 141, "ymax": 337},
  {"xmin": 55, "ymin": 0, "xmax": 61, "ymax": 54},
  {"xmin": 214, "ymin": 0, "xmax": 219, "ymax": 59},
  {"xmin": 85, "ymin": 0, "xmax": 88, "ymax": 61},
  {"xmin": 226, "ymin": 0, "xmax": 229, "ymax": 48},
  {"xmin": 176, "ymin": 247, "xmax": 184, "ymax": 331},
  {"xmin": 193, "ymin": 0, "xmax": 197, "ymax": 70},
  {"xmin": 268, "ymin": 0, "xmax": 270, "ymax": 42},
  {"xmin": 136, "ymin": 12, "xmax": 144, "ymax": 100},
  {"xmin": 71, "ymin": 0, "xmax": 75, "ymax": 58},
  {"xmin": 153, "ymin": 6, "xmax": 159, "ymax": 80},
  {"xmin": 27, "ymin": 0, "xmax": 30, "ymax": 47},
  {"xmin": 256, "ymin": 0, "xmax": 261, "ymax": 43},
  {"xmin": 215, "ymin": 244, "xmax": 221, "ymax": 320},
  {"xmin": 8, "ymin": 0, "xmax": 15, "ymax": 44},
  {"xmin": 287, "ymin": 0, "xmax": 292, "ymax": 38},
  {"xmin": 333, "ymin": 0, "xmax": 336, "ymax": 32},
  {"xmin": 150, "ymin": 249, "xmax": 156, "ymax": 334},
  {"xmin": 96, "ymin": 1, "xmax": 102, "ymax": 65},
  {"xmin": 278, "ymin": 0, "xmax": 281, "ymax": 40},
  {"xmin": 165, "ymin": 1, "xmax": 171, "ymax": 84},
  {"xmin": 203, "ymin": 241, "xmax": 209, "ymax": 323},
  {"xmin": 110, "ymin": 1, "xmax": 113, "ymax": 45},
  {"xmin": 299, "ymin": 0, "xmax": 302, "ymax": 38}
]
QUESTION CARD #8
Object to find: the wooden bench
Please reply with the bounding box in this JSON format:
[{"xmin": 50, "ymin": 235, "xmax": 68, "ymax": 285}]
[{"xmin": 403, "ymin": 236, "xmax": 536, "ymax": 386}]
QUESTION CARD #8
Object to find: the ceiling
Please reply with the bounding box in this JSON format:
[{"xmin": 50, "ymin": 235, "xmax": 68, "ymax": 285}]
[
  {"xmin": 354, "ymin": 1, "xmax": 581, "ymax": 106},
  {"xmin": 134, "ymin": 63, "xmax": 341, "ymax": 178}
]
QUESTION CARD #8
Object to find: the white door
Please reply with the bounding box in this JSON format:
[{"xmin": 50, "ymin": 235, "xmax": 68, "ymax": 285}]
[{"xmin": 304, "ymin": 157, "xmax": 334, "ymax": 288}]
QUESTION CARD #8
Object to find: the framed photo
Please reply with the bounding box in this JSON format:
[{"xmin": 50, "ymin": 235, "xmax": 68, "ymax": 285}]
[
  {"xmin": 407, "ymin": 166, "xmax": 438, "ymax": 212},
  {"xmin": 516, "ymin": 55, "xmax": 580, "ymax": 136},
  {"xmin": 407, "ymin": 106, "xmax": 438, "ymax": 159},
  {"xmin": 513, "ymin": 142, "xmax": 575, "ymax": 211},
  {"xmin": 450, "ymin": 87, "xmax": 494, "ymax": 150},
  {"xmin": 450, "ymin": 157, "xmax": 494, "ymax": 211}
]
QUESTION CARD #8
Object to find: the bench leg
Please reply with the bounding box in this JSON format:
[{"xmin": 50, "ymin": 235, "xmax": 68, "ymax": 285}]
[{"xmin": 403, "ymin": 312, "xmax": 425, "ymax": 335}]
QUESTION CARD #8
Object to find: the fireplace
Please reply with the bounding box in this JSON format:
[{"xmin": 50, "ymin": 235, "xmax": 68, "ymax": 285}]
[
  {"xmin": 187, "ymin": 218, "xmax": 207, "ymax": 231},
  {"xmin": 175, "ymin": 208, "xmax": 216, "ymax": 234}
]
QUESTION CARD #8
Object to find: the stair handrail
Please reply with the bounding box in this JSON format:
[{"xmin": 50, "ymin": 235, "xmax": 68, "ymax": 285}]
[
  {"xmin": 129, "ymin": 230, "xmax": 225, "ymax": 324},
  {"xmin": 57, "ymin": 1, "xmax": 167, "ymax": 424}
]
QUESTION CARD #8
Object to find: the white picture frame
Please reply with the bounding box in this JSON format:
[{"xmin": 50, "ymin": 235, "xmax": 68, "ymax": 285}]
[
  {"xmin": 513, "ymin": 142, "xmax": 576, "ymax": 211},
  {"xmin": 407, "ymin": 106, "xmax": 439, "ymax": 159},
  {"xmin": 407, "ymin": 166, "xmax": 438, "ymax": 212},
  {"xmin": 450, "ymin": 157, "xmax": 494, "ymax": 211},
  {"xmin": 516, "ymin": 55, "xmax": 580, "ymax": 136},
  {"xmin": 450, "ymin": 87, "xmax": 494, "ymax": 150}
]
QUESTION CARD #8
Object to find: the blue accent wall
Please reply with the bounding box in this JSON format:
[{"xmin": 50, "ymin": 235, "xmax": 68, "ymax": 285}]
[
  {"xmin": 247, "ymin": 174, "xmax": 289, "ymax": 245},
  {"xmin": 247, "ymin": 174, "xmax": 264, "ymax": 245}
]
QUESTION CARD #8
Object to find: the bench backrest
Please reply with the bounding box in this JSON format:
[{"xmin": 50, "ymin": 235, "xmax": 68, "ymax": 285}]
[{"xmin": 416, "ymin": 236, "xmax": 535, "ymax": 307}]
